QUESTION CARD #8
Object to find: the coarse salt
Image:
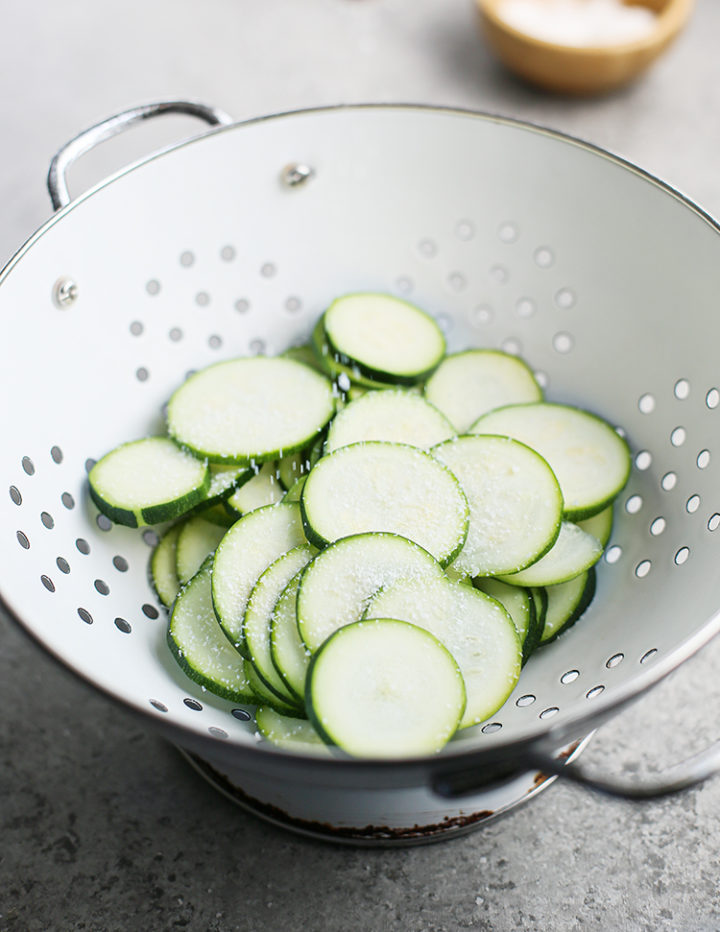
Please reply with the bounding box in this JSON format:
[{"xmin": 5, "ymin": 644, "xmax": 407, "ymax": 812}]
[{"xmin": 497, "ymin": 0, "xmax": 657, "ymax": 47}]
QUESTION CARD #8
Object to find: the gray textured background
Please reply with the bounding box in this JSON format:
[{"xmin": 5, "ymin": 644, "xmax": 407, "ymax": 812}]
[{"xmin": 2, "ymin": 2, "xmax": 720, "ymax": 930}]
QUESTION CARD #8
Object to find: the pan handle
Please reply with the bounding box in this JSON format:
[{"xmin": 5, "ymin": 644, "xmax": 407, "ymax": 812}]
[
  {"xmin": 47, "ymin": 100, "xmax": 234, "ymax": 211},
  {"xmin": 433, "ymin": 737, "xmax": 720, "ymax": 802}
]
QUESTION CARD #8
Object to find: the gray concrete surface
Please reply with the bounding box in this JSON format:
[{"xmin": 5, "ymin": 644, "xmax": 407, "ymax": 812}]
[{"xmin": 2, "ymin": 1, "xmax": 720, "ymax": 929}]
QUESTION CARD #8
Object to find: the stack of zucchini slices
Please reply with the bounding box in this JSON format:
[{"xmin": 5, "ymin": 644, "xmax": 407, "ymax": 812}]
[{"xmin": 88, "ymin": 292, "xmax": 630, "ymax": 759}]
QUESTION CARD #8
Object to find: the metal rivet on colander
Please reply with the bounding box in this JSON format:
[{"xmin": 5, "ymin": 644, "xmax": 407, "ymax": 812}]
[
  {"xmin": 52, "ymin": 277, "xmax": 78, "ymax": 308},
  {"xmin": 280, "ymin": 163, "xmax": 314, "ymax": 187}
]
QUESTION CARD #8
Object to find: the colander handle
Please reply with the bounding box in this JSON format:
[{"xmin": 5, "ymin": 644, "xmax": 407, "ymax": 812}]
[
  {"xmin": 47, "ymin": 100, "xmax": 234, "ymax": 211},
  {"xmin": 433, "ymin": 739, "xmax": 720, "ymax": 802},
  {"xmin": 525, "ymin": 739, "xmax": 720, "ymax": 800}
]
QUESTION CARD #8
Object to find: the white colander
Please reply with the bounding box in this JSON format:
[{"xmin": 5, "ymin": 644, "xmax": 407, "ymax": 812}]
[{"xmin": 2, "ymin": 101, "xmax": 720, "ymax": 843}]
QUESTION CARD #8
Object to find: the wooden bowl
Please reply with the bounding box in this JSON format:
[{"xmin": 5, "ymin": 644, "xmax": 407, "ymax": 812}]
[{"xmin": 476, "ymin": 0, "xmax": 694, "ymax": 94}]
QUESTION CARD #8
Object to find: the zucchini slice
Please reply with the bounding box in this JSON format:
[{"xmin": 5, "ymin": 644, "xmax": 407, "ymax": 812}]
[
  {"xmin": 433, "ymin": 434, "xmax": 562, "ymax": 577},
  {"xmin": 577, "ymin": 504, "xmax": 614, "ymax": 548},
  {"xmin": 270, "ymin": 571, "xmax": 310, "ymax": 703},
  {"xmin": 243, "ymin": 660, "xmax": 304, "ymax": 716},
  {"xmin": 212, "ymin": 502, "xmax": 307, "ymax": 655},
  {"xmin": 149, "ymin": 524, "xmax": 182, "ymax": 608},
  {"xmin": 323, "ymin": 390, "xmax": 455, "ymax": 454},
  {"xmin": 167, "ymin": 557, "xmax": 255, "ymax": 703},
  {"xmin": 175, "ymin": 516, "xmax": 226, "ymax": 586},
  {"xmin": 225, "ymin": 461, "xmax": 284, "ymax": 517},
  {"xmin": 473, "ymin": 577, "xmax": 540, "ymax": 665},
  {"xmin": 245, "ymin": 546, "xmax": 315, "ymax": 707},
  {"xmin": 540, "ymin": 568, "xmax": 597, "ymax": 644},
  {"xmin": 364, "ymin": 576, "xmax": 521, "ymax": 728},
  {"xmin": 89, "ymin": 436, "xmax": 209, "ymax": 527},
  {"xmin": 497, "ymin": 521, "xmax": 602, "ymax": 587},
  {"xmin": 166, "ymin": 356, "xmax": 335, "ymax": 464},
  {"xmin": 256, "ymin": 706, "xmax": 332, "ymax": 755},
  {"xmin": 323, "ymin": 293, "xmax": 445, "ymax": 385},
  {"xmin": 470, "ymin": 402, "xmax": 631, "ymax": 520},
  {"xmin": 296, "ymin": 532, "xmax": 445, "ymax": 653},
  {"xmin": 306, "ymin": 618, "xmax": 466, "ymax": 758},
  {"xmin": 301, "ymin": 441, "xmax": 469, "ymax": 566},
  {"xmin": 424, "ymin": 350, "xmax": 543, "ymax": 433}
]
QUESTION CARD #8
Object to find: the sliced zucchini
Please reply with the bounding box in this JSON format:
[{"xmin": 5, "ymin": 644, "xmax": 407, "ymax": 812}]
[
  {"xmin": 540, "ymin": 568, "xmax": 596, "ymax": 644},
  {"xmin": 150, "ymin": 523, "xmax": 182, "ymax": 608},
  {"xmin": 433, "ymin": 435, "xmax": 562, "ymax": 577},
  {"xmin": 282, "ymin": 475, "xmax": 307, "ymax": 503},
  {"xmin": 323, "ymin": 294, "xmax": 446, "ymax": 385},
  {"xmin": 194, "ymin": 502, "xmax": 235, "ymax": 527},
  {"xmin": 497, "ymin": 521, "xmax": 602, "ymax": 587},
  {"xmin": 300, "ymin": 441, "xmax": 469, "ymax": 566},
  {"xmin": 167, "ymin": 557, "xmax": 255, "ymax": 702},
  {"xmin": 424, "ymin": 350, "xmax": 543, "ymax": 433},
  {"xmin": 243, "ymin": 660, "xmax": 304, "ymax": 716},
  {"xmin": 577, "ymin": 504, "xmax": 614, "ymax": 548},
  {"xmin": 166, "ymin": 356, "xmax": 335, "ymax": 464},
  {"xmin": 89, "ymin": 436, "xmax": 209, "ymax": 527},
  {"xmin": 530, "ymin": 587, "xmax": 549, "ymax": 641},
  {"xmin": 297, "ymin": 532, "xmax": 445, "ymax": 653},
  {"xmin": 270, "ymin": 571, "xmax": 310, "ymax": 703},
  {"xmin": 473, "ymin": 577, "xmax": 540, "ymax": 665},
  {"xmin": 256, "ymin": 706, "xmax": 332, "ymax": 755},
  {"xmin": 364, "ymin": 576, "xmax": 521, "ymax": 728},
  {"xmin": 245, "ymin": 546, "xmax": 315, "ymax": 707},
  {"xmin": 281, "ymin": 343, "xmax": 325, "ymax": 374},
  {"xmin": 306, "ymin": 618, "xmax": 466, "ymax": 758},
  {"xmin": 277, "ymin": 450, "xmax": 311, "ymax": 490},
  {"xmin": 470, "ymin": 402, "xmax": 631, "ymax": 520},
  {"xmin": 225, "ymin": 461, "xmax": 284, "ymax": 517},
  {"xmin": 323, "ymin": 390, "xmax": 455, "ymax": 455},
  {"xmin": 310, "ymin": 317, "xmax": 394, "ymax": 391},
  {"xmin": 175, "ymin": 516, "xmax": 227, "ymax": 586},
  {"xmin": 212, "ymin": 502, "xmax": 306, "ymax": 655}
]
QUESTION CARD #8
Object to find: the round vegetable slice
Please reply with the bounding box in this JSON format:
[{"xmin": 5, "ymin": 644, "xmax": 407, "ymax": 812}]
[
  {"xmin": 175, "ymin": 516, "xmax": 226, "ymax": 585},
  {"xmin": 301, "ymin": 441, "xmax": 469, "ymax": 565},
  {"xmin": 89, "ymin": 436, "xmax": 209, "ymax": 527},
  {"xmin": 323, "ymin": 389, "xmax": 455, "ymax": 454},
  {"xmin": 166, "ymin": 356, "xmax": 335, "ymax": 464},
  {"xmin": 150, "ymin": 524, "xmax": 182, "ymax": 608},
  {"xmin": 256, "ymin": 706, "xmax": 332, "ymax": 755},
  {"xmin": 167, "ymin": 557, "xmax": 255, "ymax": 703},
  {"xmin": 433, "ymin": 434, "xmax": 562, "ymax": 577},
  {"xmin": 212, "ymin": 502, "xmax": 306, "ymax": 656},
  {"xmin": 245, "ymin": 546, "xmax": 315, "ymax": 706},
  {"xmin": 297, "ymin": 532, "xmax": 445, "ymax": 653},
  {"xmin": 540, "ymin": 568, "xmax": 597, "ymax": 644},
  {"xmin": 323, "ymin": 293, "xmax": 445, "ymax": 384},
  {"xmin": 270, "ymin": 571, "xmax": 310, "ymax": 702},
  {"xmin": 365, "ymin": 576, "xmax": 521, "ymax": 728},
  {"xmin": 497, "ymin": 521, "xmax": 602, "ymax": 587},
  {"xmin": 306, "ymin": 618, "xmax": 466, "ymax": 758},
  {"xmin": 424, "ymin": 349, "xmax": 543, "ymax": 433},
  {"xmin": 470, "ymin": 402, "xmax": 631, "ymax": 520}
]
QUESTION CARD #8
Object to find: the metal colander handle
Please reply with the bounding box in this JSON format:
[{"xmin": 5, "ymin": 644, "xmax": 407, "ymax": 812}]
[
  {"xmin": 47, "ymin": 100, "xmax": 234, "ymax": 210},
  {"xmin": 433, "ymin": 738, "xmax": 720, "ymax": 802}
]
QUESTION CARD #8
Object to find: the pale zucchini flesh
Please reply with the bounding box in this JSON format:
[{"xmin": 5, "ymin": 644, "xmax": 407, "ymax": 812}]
[
  {"xmin": 323, "ymin": 390, "xmax": 455, "ymax": 455},
  {"xmin": 364, "ymin": 576, "xmax": 521, "ymax": 728},
  {"xmin": 166, "ymin": 356, "xmax": 335, "ymax": 464},
  {"xmin": 89, "ymin": 436, "xmax": 209, "ymax": 527},
  {"xmin": 256, "ymin": 706, "xmax": 332, "ymax": 755},
  {"xmin": 270, "ymin": 571, "xmax": 310, "ymax": 703},
  {"xmin": 150, "ymin": 524, "xmax": 182, "ymax": 608},
  {"xmin": 175, "ymin": 516, "xmax": 226, "ymax": 585},
  {"xmin": 540, "ymin": 569, "xmax": 596, "ymax": 644},
  {"xmin": 225, "ymin": 460, "xmax": 284, "ymax": 517},
  {"xmin": 306, "ymin": 618, "xmax": 466, "ymax": 758},
  {"xmin": 497, "ymin": 521, "xmax": 602, "ymax": 587},
  {"xmin": 424, "ymin": 350, "xmax": 543, "ymax": 433},
  {"xmin": 212, "ymin": 503, "xmax": 306, "ymax": 655},
  {"xmin": 301, "ymin": 441, "xmax": 469, "ymax": 566},
  {"xmin": 433, "ymin": 435, "xmax": 562, "ymax": 577},
  {"xmin": 244, "ymin": 546, "xmax": 314, "ymax": 708},
  {"xmin": 297, "ymin": 532, "xmax": 445, "ymax": 653},
  {"xmin": 323, "ymin": 293, "xmax": 446, "ymax": 384},
  {"xmin": 470, "ymin": 402, "xmax": 631, "ymax": 520},
  {"xmin": 167, "ymin": 558, "xmax": 255, "ymax": 703}
]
